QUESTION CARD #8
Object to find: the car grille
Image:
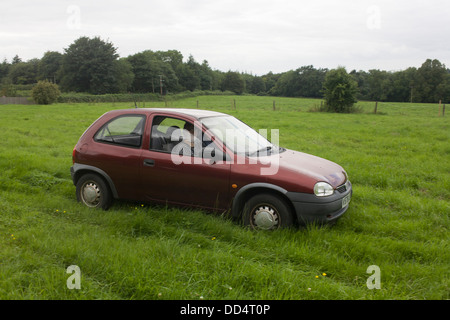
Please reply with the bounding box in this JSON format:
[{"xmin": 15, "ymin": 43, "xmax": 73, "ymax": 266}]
[{"xmin": 336, "ymin": 181, "xmax": 350, "ymax": 193}]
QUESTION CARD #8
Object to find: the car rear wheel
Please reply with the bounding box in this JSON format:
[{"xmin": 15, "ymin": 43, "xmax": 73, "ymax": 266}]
[
  {"xmin": 76, "ymin": 173, "xmax": 112, "ymax": 210},
  {"xmin": 243, "ymin": 193, "xmax": 294, "ymax": 230}
]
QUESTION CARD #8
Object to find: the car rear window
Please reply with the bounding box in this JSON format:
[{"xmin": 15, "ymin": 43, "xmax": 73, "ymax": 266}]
[{"xmin": 94, "ymin": 115, "xmax": 146, "ymax": 148}]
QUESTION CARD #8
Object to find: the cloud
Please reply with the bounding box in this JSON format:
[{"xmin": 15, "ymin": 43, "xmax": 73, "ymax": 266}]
[{"xmin": 0, "ymin": 0, "xmax": 448, "ymax": 74}]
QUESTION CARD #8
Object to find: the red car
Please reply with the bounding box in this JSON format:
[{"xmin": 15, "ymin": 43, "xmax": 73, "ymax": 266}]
[{"xmin": 71, "ymin": 108, "xmax": 352, "ymax": 230}]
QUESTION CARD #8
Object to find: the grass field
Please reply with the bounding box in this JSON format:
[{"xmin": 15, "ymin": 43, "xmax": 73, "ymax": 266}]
[{"xmin": 0, "ymin": 96, "xmax": 449, "ymax": 300}]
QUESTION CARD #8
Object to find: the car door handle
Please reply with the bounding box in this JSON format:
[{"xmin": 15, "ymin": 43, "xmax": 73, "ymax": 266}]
[{"xmin": 143, "ymin": 159, "xmax": 155, "ymax": 167}]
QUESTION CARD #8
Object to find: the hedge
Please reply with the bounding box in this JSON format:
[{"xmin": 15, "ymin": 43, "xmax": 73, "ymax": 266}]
[{"xmin": 57, "ymin": 90, "xmax": 235, "ymax": 104}]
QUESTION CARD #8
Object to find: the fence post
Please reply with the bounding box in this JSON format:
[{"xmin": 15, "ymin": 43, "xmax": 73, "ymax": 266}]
[
  {"xmin": 374, "ymin": 101, "xmax": 378, "ymax": 114},
  {"xmin": 273, "ymin": 100, "xmax": 276, "ymax": 111},
  {"xmin": 443, "ymin": 104, "xmax": 445, "ymax": 117}
]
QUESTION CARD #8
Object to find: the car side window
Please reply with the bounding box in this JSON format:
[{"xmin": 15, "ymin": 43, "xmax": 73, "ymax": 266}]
[
  {"xmin": 94, "ymin": 115, "xmax": 145, "ymax": 148},
  {"xmin": 150, "ymin": 116, "xmax": 191, "ymax": 153},
  {"xmin": 150, "ymin": 116, "xmax": 221, "ymax": 159}
]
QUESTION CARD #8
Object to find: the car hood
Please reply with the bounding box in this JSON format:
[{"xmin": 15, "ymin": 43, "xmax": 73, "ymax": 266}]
[{"xmin": 275, "ymin": 149, "xmax": 347, "ymax": 188}]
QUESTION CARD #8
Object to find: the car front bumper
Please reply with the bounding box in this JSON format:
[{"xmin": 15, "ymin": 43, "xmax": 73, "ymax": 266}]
[{"xmin": 286, "ymin": 180, "xmax": 352, "ymax": 225}]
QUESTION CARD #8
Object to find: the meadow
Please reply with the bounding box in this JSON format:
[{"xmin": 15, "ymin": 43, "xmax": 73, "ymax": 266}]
[{"xmin": 0, "ymin": 95, "xmax": 448, "ymax": 300}]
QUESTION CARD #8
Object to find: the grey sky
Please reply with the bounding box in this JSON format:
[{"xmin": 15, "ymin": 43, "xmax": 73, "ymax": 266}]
[{"xmin": 1, "ymin": 0, "xmax": 449, "ymax": 75}]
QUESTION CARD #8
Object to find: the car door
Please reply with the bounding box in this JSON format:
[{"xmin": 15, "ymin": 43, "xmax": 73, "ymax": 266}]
[
  {"xmin": 87, "ymin": 114, "xmax": 145, "ymax": 201},
  {"xmin": 140, "ymin": 114, "xmax": 231, "ymax": 211}
]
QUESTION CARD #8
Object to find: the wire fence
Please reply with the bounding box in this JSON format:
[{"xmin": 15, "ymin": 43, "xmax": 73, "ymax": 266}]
[{"xmin": 0, "ymin": 97, "xmax": 33, "ymax": 105}]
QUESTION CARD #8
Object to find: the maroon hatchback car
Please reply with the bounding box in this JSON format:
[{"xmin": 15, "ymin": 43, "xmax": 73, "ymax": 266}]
[{"xmin": 71, "ymin": 108, "xmax": 352, "ymax": 230}]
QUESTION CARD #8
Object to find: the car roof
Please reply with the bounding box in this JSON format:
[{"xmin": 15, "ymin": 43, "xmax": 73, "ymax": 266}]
[{"xmin": 108, "ymin": 108, "xmax": 228, "ymax": 120}]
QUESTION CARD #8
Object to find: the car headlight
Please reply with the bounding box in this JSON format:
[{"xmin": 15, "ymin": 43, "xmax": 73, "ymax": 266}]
[{"xmin": 314, "ymin": 182, "xmax": 334, "ymax": 197}]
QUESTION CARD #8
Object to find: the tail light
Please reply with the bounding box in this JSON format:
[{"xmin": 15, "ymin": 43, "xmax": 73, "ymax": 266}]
[{"xmin": 72, "ymin": 146, "xmax": 76, "ymax": 164}]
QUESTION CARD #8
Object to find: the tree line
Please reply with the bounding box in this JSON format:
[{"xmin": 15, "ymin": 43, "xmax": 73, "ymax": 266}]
[{"xmin": 1, "ymin": 36, "xmax": 449, "ymax": 103}]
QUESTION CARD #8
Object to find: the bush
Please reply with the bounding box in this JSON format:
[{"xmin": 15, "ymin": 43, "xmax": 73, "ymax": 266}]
[
  {"xmin": 32, "ymin": 80, "xmax": 61, "ymax": 105},
  {"xmin": 322, "ymin": 67, "xmax": 358, "ymax": 113}
]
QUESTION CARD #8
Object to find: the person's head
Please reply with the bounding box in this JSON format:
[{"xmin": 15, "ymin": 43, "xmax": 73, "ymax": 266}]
[{"xmin": 184, "ymin": 122, "xmax": 194, "ymax": 135}]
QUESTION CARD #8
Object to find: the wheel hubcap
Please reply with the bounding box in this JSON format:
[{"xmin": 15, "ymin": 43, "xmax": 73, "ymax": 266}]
[
  {"xmin": 82, "ymin": 182, "xmax": 101, "ymax": 207},
  {"xmin": 253, "ymin": 205, "xmax": 279, "ymax": 230}
]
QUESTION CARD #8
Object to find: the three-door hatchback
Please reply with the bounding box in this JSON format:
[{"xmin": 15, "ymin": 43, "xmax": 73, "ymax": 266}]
[{"xmin": 71, "ymin": 108, "xmax": 352, "ymax": 230}]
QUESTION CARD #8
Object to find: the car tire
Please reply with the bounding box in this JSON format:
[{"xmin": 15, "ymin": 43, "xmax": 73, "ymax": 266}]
[
  {"xmin": 76, "ymin": 173, "xmax": 112, "ymax": 210},
  {"xmin": 243, "ymin": 193, "xmax": 294, "ymax": 230}
]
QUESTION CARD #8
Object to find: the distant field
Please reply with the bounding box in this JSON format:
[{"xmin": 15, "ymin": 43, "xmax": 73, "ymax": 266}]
[{"xmin": 0, "ymin": 96, "xmax": 448, "ymax": 300}]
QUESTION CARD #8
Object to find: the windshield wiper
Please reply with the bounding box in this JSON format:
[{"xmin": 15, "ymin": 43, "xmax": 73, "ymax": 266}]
[{"xmin": 249, "ymin": 146, "xmax": 273, "ymax": 157}]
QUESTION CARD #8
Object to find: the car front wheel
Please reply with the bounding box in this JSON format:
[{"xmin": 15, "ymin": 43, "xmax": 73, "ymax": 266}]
[
  {"xmin": 76, "ymin": 173, "xmax": 112, "ymax": 210},
  {"xmin": 243, "ymin": 193, "xmax": 294, "ymax": 230}
]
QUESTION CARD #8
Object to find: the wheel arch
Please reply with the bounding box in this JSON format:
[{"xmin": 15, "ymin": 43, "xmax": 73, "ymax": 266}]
[
  {"xmin": 71, "ymin": 163, "xmax": 119, "ymax": 199},
  {"xmin": 231, "ymin": 183, "xmax": 296, "ymax": 222}
]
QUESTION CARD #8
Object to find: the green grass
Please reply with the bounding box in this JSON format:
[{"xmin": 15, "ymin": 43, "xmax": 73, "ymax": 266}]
[{"xmin": 0, "ymin": 96, "xmax": 449, "ymax": 300}]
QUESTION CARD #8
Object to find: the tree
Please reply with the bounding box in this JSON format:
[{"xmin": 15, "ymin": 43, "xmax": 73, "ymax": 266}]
[
  {"xmin": 8, "ymin": 59, "xmax": 39, "ymax": 85},
  {"xmin": 414, "ymin": 59, "xmax": 447, "ymax": 103},
  {"xmin": 269, "ymin": 66, "xmax": 327, "ymax": 98},
  {"xmin": 199, "ymin": 60, "xmax": 214, "ymax": 91},
  {"xmin": 38, "ymin": 51, "xmax": 63, "ymax": 83},
  {"xmin": 295, "ymin": 66, "xmax": 328, "ymax": 98},
  {"xmin": 175, "ymin": 55, "xmax": 215, "ymax": 91},
  {"xmin": 351, "ymin": 68, "xmax": 417, "ymax": 102},
  {"xmin": 436, "ymin": 72, "xmax": 450, "ymax": 104},
  {"xmin": 127, "ymin": 51, "xmax": 154, "ymax": 92},
  {"xmin": 269, "ymin": 70, "xmax": 297, "ymax": 96},
  {"xmin": 262, "ymin": 72, "xmax": 279, "ymax": 93},
  {"xmin": 0, "ymin": 78, "xmax": 16, "ymax": 96},
  {"xmin": 388, "ymin": 67, "xmax": 416, "ymax": 102},
  {"xmin": 211, "ymin": 70, "xmax": 224, "ymax": 91},
  {"xmin": 111, "ymin": 58, "xmax": 134, "ymax": 93},
  {"xmin": 176, "ymin": 63, "xmax": 198, "ymax": 91},
  {"xmin": 221, "ymin": 71, "xmax": 244, "ymax": 94},
  {"xmin": 322, "ymin": 67, "xmax": 358, "ymax": 113},
  {"xmin": 59, "ymin": 36, "xmax": 119, "ymax": 94},
  {"xmin": 366, "ymin": 69, "xmax": 390, "ymax": 101},
  {"xmin": 32, "ymin": 80, "xmax": 61, "ymax": 104},
  {"xmin": 11, "ymin": 55, "xmax": 22, "ymax": 65},
  {"xmin": 0, "ymin": 59, "xmax": 10, "ymax": 84},
  {"xmin": 127, "ymin": 50, "xmax": 178, "ymax": 94},
  {"xmin": 249, "ymin": 76, "xmax": 266, "ymax": 94},
  {"xmin": 155, "ymin": 50, "xmax": 183, "ymax": 71},
  {"xmin": 350, "ymin": 70, "xmax": 370, "ymax": 100}
]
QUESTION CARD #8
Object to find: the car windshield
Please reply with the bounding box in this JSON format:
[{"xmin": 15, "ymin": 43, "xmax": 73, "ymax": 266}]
[{"xmin": 201, "ymin": 116, "xmax": 276, "ymax": 156}]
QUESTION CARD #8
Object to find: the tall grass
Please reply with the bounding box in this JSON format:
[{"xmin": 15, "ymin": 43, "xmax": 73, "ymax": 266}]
[{"xmin": 0, "ymin": 96, "xmax": 448, "ymax": 300}]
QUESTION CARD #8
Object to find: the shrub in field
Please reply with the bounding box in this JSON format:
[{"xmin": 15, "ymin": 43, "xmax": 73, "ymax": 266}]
[
  {"xmin": 32, "ymin": 80, "xmax": 61, "ymax": 104},
  {"xmin": 322, "ymin": 67, "xmax": 358, "ymax": 113}
]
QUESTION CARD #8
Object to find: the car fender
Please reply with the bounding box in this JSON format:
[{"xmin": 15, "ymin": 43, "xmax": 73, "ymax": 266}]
[
  {"xmin": 71, "ymin": 163, "xmax": 119, "ymax": 199},
  {"xmin": 231, "ymin": 182, "xmax": 289, "ymax": 219}
]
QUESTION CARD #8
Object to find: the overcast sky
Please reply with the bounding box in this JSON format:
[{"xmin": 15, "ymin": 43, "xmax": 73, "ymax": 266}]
[{"xmin": 1, "ymin": 0, "xmax": 449, "ymax": 75}]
